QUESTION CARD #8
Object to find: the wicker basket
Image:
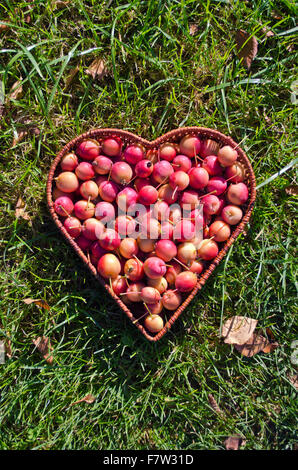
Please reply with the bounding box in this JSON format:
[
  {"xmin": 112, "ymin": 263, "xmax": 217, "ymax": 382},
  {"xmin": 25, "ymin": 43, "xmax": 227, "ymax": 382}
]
[{"xmin": 47, "ymin": 127, "xmax": 256, "ymax": 341}]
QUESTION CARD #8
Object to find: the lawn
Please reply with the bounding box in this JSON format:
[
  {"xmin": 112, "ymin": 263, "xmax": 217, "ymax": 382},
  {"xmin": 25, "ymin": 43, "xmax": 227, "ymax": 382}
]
[{"xmin": 0, "ymin": 0, "xmax": 297, "ymax": 450}]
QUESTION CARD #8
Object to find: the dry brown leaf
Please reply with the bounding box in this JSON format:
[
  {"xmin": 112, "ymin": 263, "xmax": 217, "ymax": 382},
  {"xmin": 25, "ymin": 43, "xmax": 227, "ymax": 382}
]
[
  {"xmin": 234, "ymin": 333, "xmax": 269, "ymax": 357},
  {"xmin": 8, "ymin": 80, "xmax": 23, "ymax": 101},
  {"xmin": 32, "ymin": 336, "xmax": 53, "ymax": 364},
  {"xmin": 288, "ymin": 374, "xmax": 298, "ymax": 391},
  {"xmin": 189, "ymin": 24, "xmax": 198, "ymax": 36},
  {"xmin": 23, "ymin": 298, "xmax": 50, "ymax": 310},
  {"xmin": 222, "ymin": 316, "xmax": 258, "ymax": 345},
  {"xmin": 261, "ymin": 27, "xmax": 274, "ymax": 38},
  {"xmin": 235, "ymin": 30, "xmax": 258, "ymax": 70},
  {"xmin": 224, "ymin": 435, "xmax": 244, "ymax": 450},
  {"xmin": 15, "ymin": 197, "xmax": 31, "ymax": 221},
  {"xmin": 12, "ymin": 130, "xmax": 28, "ymax": 146},
  {"xmin": 51, "ymin": 0, "xmax": 70, "ymax": 10},
  {"xmin": 285, "ymin": 185, "xmax": 298, "ymax": 197},
  {"xmin": 208, "ymin": 394, "xmax": 224, "ymax": 416},
  {"xmin": 86, "ymin": 58, "xmax": 109, "ymax": 80},
  {"xmin": 262, "ymin": 340, "xmax": 279, "ymax": 353},
  {"xmin": 70, "ymin": 394, "xmax": 96, "ymax": 406},
  {"xmin": 0, "ymin": 23, "xmax": 10, "ymax": 32},
  {"xmin": 64, "ymin": 66, "xmax": 79, "ymax": 90}
]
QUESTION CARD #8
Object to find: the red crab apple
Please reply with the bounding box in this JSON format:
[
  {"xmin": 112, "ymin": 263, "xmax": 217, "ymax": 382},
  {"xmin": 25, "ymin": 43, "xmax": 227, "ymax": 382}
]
[
  {"xmin": 126, "ymin": 282, "xmax": 145, "ymax": 302},
  {"xmin": 137, "ymin": 237, "xmax": 155, "ymax": 253},
  {"xmin": 177, "ymin": 242, "xmax": 197, "ymax": 265},
  {"xmin": 159, "ymin": 142, "xmax": 177, "ymax": 162},
  {"xmin": 155, "ymin": 239, "xmax": 177, "ymax": 262},
  {"xmin": 201, "ymin": 194, "xmax": 221, "ymax": 215},
  {"xmin": 179, "ymin": 135, "xmax": 201, "ymax": 158},
  {"xmin": 169, "ymin": 171, "xmax": 190, "ymax": 195},
  {"xmin": 56, "ymin": 171, "xmax": 79, "ymax": 193},
  {"xmin": 140, "ymin": 216, "xmax": 160, "ymax": 239},
  {"xmin": 209, "ymin": 220, "xmax": 231, "ymax": 242},
  {"xmin": 188, "ymin": 167, "xmax": 209, "ymax": 190},
  {"xmin": 172, "ymin": 155, "xmax": 192, "ymax": 172},
  {"xmin": 175, "ymin": 271, "xmax": 197, "ymax": 292},
  {"xmin": 116, "ymin": 187, "xmax": 138, "ymax": 211},
  {"xmin": 218, "ymin": 145, "xmax": 238, "ymax": 167},
  {"xmin": 124, "ymin": 258, "xmax": 144, "ymax": 281},
  {"xmin": 90, "ymin": 241, "xmax": 107, "ymax": 259},
  {"xmin": 99, "ymin": 228, "xmax": 121, "ymax": 251},
  {"xmin": 206, "ymin": 176, "xmax": 227, "ymax": 196},
  {"xmin": 180, "ymin": 189, "xmax": 201, "ymax": 209},
  {"xmin": 158, "ymin": 184, "xmax": 178, "ymax": 204},
  {"xmin": 200, "ymin": 139, "xmax": 220, "ymax": 158},
  {"xmin": 92, "ymin": 155, "xmax": 113, "ymax": 175},
  {"xmin": 189, "ymin": 260, "xmax": 204, "ymax": 275},
  {"xmin": 165, "ymin": 262, "xmax": 182, "ymax": 286},
  {"xmin": 82, "ymin": 218, "xmax": 104, "ymax": 241},
  {"xmin": 148, "ymin": 277, "xmax": 168, "ymax": 294},
  {"xmin": 75, "ymin": 162, "xmax": 95, "ymax": 181},
  {"xmin": 111, "ymin": 276, "xmax": 127, "ymax": 296},
  {"xmin": 173, "ymin": 219, "xmax": 196, "ymax": 242},
  {"xmin": 64, "ymin": 216, "xmax": 81, "ymax": 238},
  {"xmin": 144, "ymin": 314, "xmax": 164, "ymax": 333},
  {"xmin": 146, "ymin": 301, "xmax": 163, "ymax": 315},
  {"xmin": 160, "ymin": 221, "xmax": 174, "ymax": 239},
  {"xmin": 102, "ymin": 137, "xmax": 122, "ymax": 157},
  {"xmin": 123, "ymin": 144, "xmax": 145, "ymax": 165},
  {"xmin": 138, "ymin": 185, "xmax": 158, "ymax": 205},
  {"xmin": 134, "ymin": 177, "xmax": 151, "ymax": 192},
  {"xmin": 53, "ymin": 187, "xmax": 74, "ymax": 201},
  {"xmin": 202, "ymin": 155, "xmax": 223, "ymax": 176},
  {"xmin": 115, "ymin": 215, "xmax": 136, "ymax": 237},
  {"xmin": 227, "ymin": 182, "xmax": 249, "ymax": 205},
  {"xmin": 146, "ymin": 149, "xmax": 159, "ymax": 164},
  {"xmin": 221, "ymin": 204, "xmax": 243, "ymax": 225},
  {"xmin": 135, "ymin": 160, "xmax": 153, "ymax": 178},
  {"xmin": 153, "ymin": 200, "xmax": 170, "ymax": 221},
  {"xmin": 80, "ymin": 180, "xmax": 99, "ymax": 200},
  {"xmin": 95, "ymin": 201, "xmax": 115, "ymax": 223},
  {"xmin": 162, "ymin": 289, "xmax": 182, "ymax": 310},
  {"xmin": 141, "ymin": 286, "xmax": 161, "ymax": 304},
  {"xmin": 119, "ymin": 238, "xmax": 139, "ymax": 259},
  {"xmin": 97, "ymin": 253, "xmax": 121, "ymax": 279},
  {"xmin": 60, "ymin": 153, "xmax": 78, "ymax": 171},
  {"xmin": 76, "ymin": 139, "xmax": 100, "ymax": 161},
  {"xmin": 224, "ymin": 162, "xmax": 245, "ymax": 183},
  {"xmin": 74, "ymin": 200, "xmax": 95, "ymax": 220},
  {"xmin": 197, "ymin": 239, "xmax": 219, "ymax": 260},
  {"xmin": 111, "ymin": 161, "xmax": 133, "ymax": 185},
  {"xmin": 75, "ymin": 234, "xmax": 92, "ymax": 251},
  {"xmin": 54, "ymin": 196, "xmax": 74, "ymax": 217},
  {"xmin": 98, "ymin": 180, "xmax": 118, "ymax": 202},
  {"xmin": 143, "ymin": 257, "xmax": 166, "ymax": 279},
  {"xmin": 152, "ymin": 160, "xmax": 174, "ymax": 184}
]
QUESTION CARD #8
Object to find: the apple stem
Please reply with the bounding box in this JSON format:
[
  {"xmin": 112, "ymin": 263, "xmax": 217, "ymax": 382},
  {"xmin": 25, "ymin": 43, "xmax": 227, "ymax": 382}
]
[
  {"xmin": 173, "ymin": 257, "xmax": 190, "ymax": 270},
  {"xmin": 59, "ymin": 205, "xmax": 70, "ymax": 217}
]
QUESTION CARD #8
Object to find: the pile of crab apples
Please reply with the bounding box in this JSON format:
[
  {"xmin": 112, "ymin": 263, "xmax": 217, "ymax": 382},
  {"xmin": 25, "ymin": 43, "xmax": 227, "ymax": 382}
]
[{"xmin": 52, "ymin": 133, "xmax": 249, "ymax": 335}]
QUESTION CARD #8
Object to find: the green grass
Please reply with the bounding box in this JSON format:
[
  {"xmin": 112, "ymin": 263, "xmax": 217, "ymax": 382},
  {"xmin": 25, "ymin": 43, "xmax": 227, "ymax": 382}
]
[{"xmin": 0, "ymin": 0, "xmax": 297, "ymax": 450}]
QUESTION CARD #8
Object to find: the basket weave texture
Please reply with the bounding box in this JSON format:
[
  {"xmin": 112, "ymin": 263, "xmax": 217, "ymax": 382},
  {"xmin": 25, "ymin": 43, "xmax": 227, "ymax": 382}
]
[{"xmin": 47, "ymin": 127, "xmax": 256, "ymax": 341}]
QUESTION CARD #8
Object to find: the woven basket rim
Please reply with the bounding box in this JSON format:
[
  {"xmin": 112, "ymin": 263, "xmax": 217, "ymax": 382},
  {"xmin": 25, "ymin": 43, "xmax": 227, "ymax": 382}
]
[{"xmin": 47, "ymin": 126, "xmax": 256, "ymax": 342}]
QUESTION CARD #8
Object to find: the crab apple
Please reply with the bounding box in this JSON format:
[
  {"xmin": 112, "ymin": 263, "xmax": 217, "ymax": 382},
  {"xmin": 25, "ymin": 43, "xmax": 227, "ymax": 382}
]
[
  {"xmin": 165, "ymin": 262, "xmax": 182, "ymax": 286},
  {"xmin": 111, "ymin": 161, "xmax": 133, "ymax": 185},
  {"xmin": 162, "ymin": 290, "xmax": 182, "ymax": 310},
  {"xmin": 80, "ymin": 180, "xmax": 99, "ymax": 200},
  {"xmin": 54, "ymin": 196, "xmax": 74, "ymax": 217},
  {"xmin": 144, "ymin": 314, "xmax": 164, "ymax": 333},
  {"xmin": 227, "ymin": 182, "xmax": 249, "ymax": 205},
  {"xmin": 92, "ymin": 155, "xmax": 113, "ymax": 175},
  {"xmin": 148, "ymin": 277, "xmax": 168, "ymax": 294},
  {"xmin": 155, "ymin": 239, "xmax": 177, "ymax": 262},
  {"xmin": 202, "ymin": 155, "xmax": 223, "ymax": 176},
  {"xmin": 116, "ymin": 187, "xmax": 138, "ymax": 211},
  {"xmin": 123, "ymin": 144, "xmax": 145, "ymax": 165},
  {"xmin": 169, "ymin": 205, "xmax": 182, "ymax": 224},
  {"xmin": 53, "ymin": 187, "xmax": 74, "ymax": 201},
  {"xmin": 76, "ymin": 234, "xmax": 92, "ymax": 251},
  {"xmin": 60, "ymin": 153, "xmax": 78, "ymax": 171},
  {"xmin": 124, "ymin": 258, "xmax": 144, "ymax": 281},
  {"xmin": 159, "ymin": 142, "xmax": 177, "ymax": 162},
  {"xmin": 102, "ymin": 137, "xmax": 121, "ymax": 157},
  {"xmin": 97, "ymin": 253, "xmax": 121, "ymax": 279},
  {"xmin": 218, "ymin": 145, "xmax": 238, "ymax": 167},
  {"xmin": 82, "ymin": 218, "xmax": 104, "ymax": 241},
  {"xmin": 221, "ymin": 204, "xmax": 243, "ymax": 225},
  {"xmin": 111, "ymin": 276, "xmax": 127, "ymax": 296},
  {"xmin": 200, "ymin": 139, "xmax": 220, "ymax": 158},
  {"xmin": 56, "ymin": 171, "xmax": 79, "ymax": 193},
  {"xmin": 198, "ymin": 239, "xmax": 219, "ymax": 260},
  {"xmin": 177, "ymin": 242, "xmax": 197, "ymax": 265},
  {"xmin": 188, "ymin": 167, "xmax": 209, "ymax": 190},
  {"xmin": 134, "ymin": 177, "xmax": 151, "ymax": 192},
  {"xmin": 160, "ymin": 221, "xmax": 174, "ymax": 240},
  {"xmin": 146, "ymin": 301, "xmax": 163, "ymax": 315},
  {"xmin": 153, "ymin": 200, "xmax": 170, "ymax": 221},
  {"xmin": 90, "ymin": 241, "xmax": 107, "ymax": 259},
  {"xmin": 74, "ymin": 200, "xmax": 95, "ymax": 220},
  {"xmin": 135, "ymin": 160, "xmax": 153, "ymax": 178},
  {"xmin": 141, "ymin": 286, "xmax": 161, "ymax": 304},
  {"xmin": 179, "ymin": 135, "xmax": 201, "ymax": 158},
  {"xmin": 76, "ymin": 139, "xmax": 100, "ymax": 161},
  {"xmin": 169, "ymin": 171, "xmax": 190, "ymax": 193},
  {"xmin": 206, "ymin": 176, "xmax": 227, "ymax": 196},
  {"xmin": 123, "ymin": 282, "xmax": 143, "ymax": 302},
  {"xmin": 141, "ymin": 216, "xmax": 160, "ymax": 239},
  {"xmin": 172, "ymin": 155, "xmax": 192, "ymax": 173},
  {"xmin": 201, "ymin": 194, "xmax": 221, "ymax": 215},
  {"xmin": 75, "ymin": 162, "xmax": 95, "ymax": 181},
  {"xmin": 146, "ymin": 148, "xmax": 158, "ymax": 164},
  {"xmin": 115, "ymin": 215, "xmax": 136, "ymax": 237},
  {"xmin": 137, "ymin": 237, "xmax": 155, "ymax": 253},
  {"xmin": 99, "ymin": 228, "xmax": 121, "ymax": 251},
  {"xmin": 214, "ymin": 196, "xmax": 226, "ymax": 215},
  {"xmin": 158, "ymin": 184, "xmax": 178, "ymax": 204},
  {"xmin": 64, "ymin": 216, "xmax": 81, "ymax": 238},
  {"xmin": 189, "ymin": 260, "xmax": 204, "ymax": 275},
  {"xmin": 175, "ymin": 271, "xmax": 197, "ymax": 292},
  {"xmin": 138, "ymin": 185, "xmax": 158, "ymax": 205},
  {"xmin": 144, "ymin": 257, "xmax": 166, "ymax": 279},
  {"xmin": 152, "ymin": 160, "xmax": 174, "ymax": 184},
  {"xmin": 119, "ymin": 238, "xmax": 138, "ymax": 259},
  {"xmin": 209, "ymin": 220, "xmax": 231, "ymax": 242},
  {"xmin": 98, "ymin": 180, "xmax": 118, "ymax": 202},
  {"xmin": 173, "ymin": 219, "xmax": 196, "ymax": 242},
  {"xmin": 180, "ymin": 189, "xmax": 201, "ymax": 209},
  {"xmin": 225, "ymin": 162, "xmax": 245, "ymax": 183},
  {"xmin": 189, "ymin": 209, "xmax": 204, "ymax": 228},
  {"xmin": 95, "ymin": 201, "xmax": 115, "ymax": 223}
]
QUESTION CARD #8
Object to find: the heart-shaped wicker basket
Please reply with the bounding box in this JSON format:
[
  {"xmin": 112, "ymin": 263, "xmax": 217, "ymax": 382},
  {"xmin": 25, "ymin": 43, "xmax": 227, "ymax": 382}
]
[{"xmin": 47, "ymin": 127, "xmax": 256, "ymax": 341}]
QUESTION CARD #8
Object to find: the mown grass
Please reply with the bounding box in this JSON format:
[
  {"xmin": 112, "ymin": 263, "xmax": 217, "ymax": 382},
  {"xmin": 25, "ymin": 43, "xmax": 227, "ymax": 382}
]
[{"xmin": 0, "ymin": 0, "xmax": 297, "ymax": 450}]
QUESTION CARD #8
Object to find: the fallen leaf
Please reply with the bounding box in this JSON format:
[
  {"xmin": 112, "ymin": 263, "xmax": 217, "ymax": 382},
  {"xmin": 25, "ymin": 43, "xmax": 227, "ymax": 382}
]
[
  {"xmin": 262, "ymin": 340, "xmax": 279, "ymax": 353},
  {"xmin": 0, "ymin": 23, "xmax": 10, "ymax": 32},
  {"xmin": 12, "ymin": 130, "xmax": 28, "ymax": 146},
  {"xmin": 222, "ymin": 316, "xmax": 258, "ymax": 345},
  {"xmin": 15, "ymin": 197, "xmax": 31, "ymax": 221},
  {"xmin": 261, "ymin": 27, "xmax": 274, "ymax": 38},
  {"xmin": 51, "ymin": 0, "xmax": 70, "ymax": 10},
  {"xmin": 32, "ymin": 336, "xmax": 53, "ymax": 364},
  {"xmin": 86, "ymin": 58, "xmax": 109, "ymax": 80},
  {"xmin": 285, "ymin": 185, "xmax": 298, "ymax": 196},
  {"xmin": 224, "ymin": 435, "xmax": 244, "ymax": 450},
  {"xmin": 208, "ymin": 394, "xmax": 224, "ymax": 416},
  {"xmin": 8, "ymin": 80, "xmax": 23, "ymax": 101},
  {"xmin": 23, "ymin": 298, "xmax": 50, "ymax": 310},
  {"xmin": 288, "ymin": 374, "xmax": 298, "ymax": 391},
  {"xmin": 234, "ymin": 332, "xmax": 269, "ymax": 357},
  {"xmin": 64, "ymin": 66, "xmax": 79, "ymax": 90},
  {"xmin": 235, "ymin": 30, "xmax": 258, "ymax": 70},
  {"xmin": 189, "ymin": 24, "xmax": 198, "ymax": 36},
  {"xmin": 70, "ymin": 394, "xmax": 96, "ymax": 406}
]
